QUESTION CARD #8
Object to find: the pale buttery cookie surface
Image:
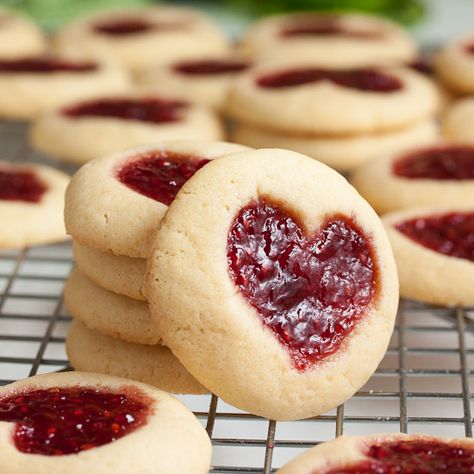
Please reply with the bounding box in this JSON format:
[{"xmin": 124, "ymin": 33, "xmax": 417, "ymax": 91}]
[
  {"xmin": 65, "ymin": 140, "xmax": 249, "ymax": 258},
  {"xmin": 146, "ymin": 149, "xmax": 399, "ymax": 420},
  {"xmin": 352, "ymin": 142, "xmax": 474, "ymax": 214},
  {"xmin": 0, "ymin": 161, "xmax": 69, "ymax": 248},
  {"xmin": 383, "ymin": 206, "xmax": 474, "ymax": 306},
  {"xmin": 278, "ymin": 433, "xmax": 474, "ymax": 473},
  {"xmin": 0, "ymin": 371, "xmax": 211, "ymax": 474},
  {"xmin": 443, "ymin": 97, "xmax": 474, "ymax": 143}
]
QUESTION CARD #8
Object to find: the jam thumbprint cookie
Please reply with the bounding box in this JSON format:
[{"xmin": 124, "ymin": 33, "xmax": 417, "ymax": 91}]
[
  {"xmin": 146, "ymin": 149, "xmax": 398, "ymax": 420},
  {"xmin": 0, "ymin": 372, "xmax": 211, "ymax": 473},
  {"xmin": 383, "ymin": 206, "xmax": 474, "ymax": 306},
  {"xmin": 443, "ymin": 97, "xmax": 474, "ymax": 144},
  {"xmin": 0, "ymin": 161, "xmax": 69, "ymax": 249},
  {"xmin": 351, "ymin": 142, "xmax": 474, "ymax": 214},
  {"xmin": 277, "ymin": 433, "xmax": 474, "ymax": 473}
]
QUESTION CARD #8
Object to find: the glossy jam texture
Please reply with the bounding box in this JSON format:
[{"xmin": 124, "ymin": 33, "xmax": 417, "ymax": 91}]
[
  {"xmin": 393, "ymin": 145, "xmax": 474, "ymax": 180},
  {"xmin": 324, "ymin": 439, "xmax": 474, "ymax": 473},
  {"xmin": 257, "ymin": 67, "xmax": 402, "ymax": 92},
  {"xmin": 63, "ymin": 97, "xmax": 188, "ymax": 124},
  {"xmin": 173, "ymin": 59, "xmax": 250, "ymax": 75},
  {"xmin": 0, "ymin": 168, "xmax": 47, "ymax": 203},
  {"xmin": 227, "ymin": 200, "xmax": 377, "ymax": 371},
  {"xmin": 0, "ymin": 58, "xmax": 96, "ymax": 73},
  {"xmin": 117, "ymin": 151, "xmax": 209, "ymax": 205},
  {"xmin": 0, "ymin": 386, "xmax": 151, "ymax": 455}
]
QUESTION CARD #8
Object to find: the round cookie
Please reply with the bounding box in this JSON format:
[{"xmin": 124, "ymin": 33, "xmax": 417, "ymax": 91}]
[
  {"xmin": 64, "ymin": 269, "xmax": 157, "ymax": 345},
  {"xmin": 278, "ymin": 433, "xmax": 474, "ymax": 473},
  {"xmin": 238, "ymin": 12, "xmax": 417, "ymax": 65},
  {"xmin": 443, "ymin": 97, "xmax": 474, "ymax": 143},
  {"xmin": 0, "ymin": 161, "xmax": 69, "ymax": 249},
  {"xmin": 0, "ymin": 371, "xmax": 211, "ymax": 474},
  {"xmin": 0, "ymin": 56, "xmax": 130, "ymax": 120},
  {"xmin": 146, "ymin": 148, "xmax": 399, "ymax": 421},
  {"xmin": 54, "ymin": 6, "xmax": 229, "ymax": 74},
  {"xmin": 30, "ymin": 93, "xmax": 224, "ymax": 164},
  {"xmin": 73, "ymin": 241, "xmax": 145, "ymax": 301},
  {"xmin": 226, "ymin": 61, "xmax": 440, "ymax": 135},
  {"xmin": 65, "ymin": 140, "xmax": 249, "ymax": 258},
  {"xmin": 383, "ymin": 206, "xmax": 474, "ymax": 306},
  {"xmin": 67, "ymin": 320, "xmax": 207, "ymax": 395},
  {"xmin": 352, "ymin": 142, "xmax": 474, "ymax": 213},
  {"xmin": 232, "ymin": 119, "xmax": 437, "ymax": 172}
]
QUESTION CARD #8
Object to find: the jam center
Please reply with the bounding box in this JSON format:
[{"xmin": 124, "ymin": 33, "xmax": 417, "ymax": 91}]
[
  {"xmin": 396, "ymin": 212, "xmax": 474, "ymax": 262},
  {"xmin": 227, "ymin": 200, "xmax": 377, "ymax": 371},
  {"xmin": 0, "ymin": 169, "xmax": 47, "ymax": 203},
  {"xmin": 465, "ymin": 42, "xmax": 474, "ymax": 55},
  {"xmin": 257, "ymin": 67, "xmax": 402, "ymax": 92},
  {"xmin": 173, "ymin": 59, "xmax": 250, "ymax": 75},
  {"xmin": 0, "ymin": 386, "xmax": 151, "ymax": 455},
  {"xmin": 117, "ymin": 151, "xmax": 209, "ymax": 205},
  {"xmin": 0, "ymin": 58, "xmax": 97, "ymax": 73},
  {"xmin": 93, "ymin": 18, "xmax": 184, "ymax": 35},
  {"xmin": 393, "ymin": 145, "xmax": 474, "ymax": 180}
]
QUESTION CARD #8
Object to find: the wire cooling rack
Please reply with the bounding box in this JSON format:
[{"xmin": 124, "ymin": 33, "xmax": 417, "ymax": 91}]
[{"xmin": 0, "ymin": 120, "xmax": 473, "ymax": 473}]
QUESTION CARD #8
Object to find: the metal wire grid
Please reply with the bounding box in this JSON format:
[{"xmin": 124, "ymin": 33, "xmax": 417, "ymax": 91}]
[{"xmin": 0, "ymin": 121, "xmax": 473, "ymax": 473}]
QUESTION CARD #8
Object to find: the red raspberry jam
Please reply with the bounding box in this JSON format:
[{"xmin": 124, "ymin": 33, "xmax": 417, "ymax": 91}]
[
  {"xmin": 0, "ymin": 168, "xmax": 47, "ymax": 203},
  {"xmin": 62, "ymin": 97, "xmax": 188, "ymax": 124},
  {"xmin": 465, "ymin": 42, "xmax": 474, "ymax": 55},
  {"xmin": 173, "ymin": 59, "xmax": 250, "ymax": 75},
  {"xmin": 0, "ymin": 58, "xmax": 97, "ymax": 73},
  {"xmin": 407, "ymin": 56, "xmax": 434, "ymax": 75},
  {"xmin": 117, "ymin": 151, "xmax": 209, "ymax": 205},
  {"xmin": 257, "ymin": 67, "xmax": 402, "ymax": 92},
  {"xmin": 324, "ymin": 439, "xmax": 474, "ymax": 473},
  {"xmin": 393, "ymin": 145, "xmax": 474, "ymax": 180},
  {"xmin": 0, "ymin": 386, "xmax": 151, "ymax": 455},
  {"xmin": 227, "ymin": 200, "xmax": 377, "ymax": 371},
  {"xmin": 93, "ymin": 18, "xmax": 154, "ymax": 35}
]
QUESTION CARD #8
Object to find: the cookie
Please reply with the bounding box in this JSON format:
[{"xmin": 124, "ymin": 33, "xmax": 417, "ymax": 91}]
[
  {"xmin": 65, "ymin": 140, "xmax": 249, "ymax": 258},
  {"xmin": 232, "ymin": 119, "xmax": 437, "ymax": 172},
  {"xmin": 0, "ymin": 161, "xmax": 69, "ymax": 249},
  {"xmin": 73, "ymin": 241, "xmax": 145, "ymax": 301},
  {"xmin": 146, "ymin": 148, "xmax": 398, "ymax": 420},
  {"xmin": 30, "ymin": 92, "xmax": 224, "ymax": 164},
  {"xmin": 352, "ymin": 142, "xmax": 474, "ymax": 213},
  {"xmin": 0, "ymin": 371, "xmax": 211, "ymax": 474},
  {"xmin": 54, "ymin": 6, "xmax": 229, "ymax": 74},
  {"xmin": 383, "ymin": 206, "xmax": 474, "ymax": 306},
  {"xmin": 0, "ymin": 56, "xmax": 130, "ymax": 120},
  {"xmin": 443, "ymin": 97, "xmax": 474, "ymax": 143},
  {"xmin": 278, "ymin": 433, "xmax": 474, "ymax": 473},
  {"xmin": 67, "ymin": 320, "xmax": 207, "ymax": 395}
]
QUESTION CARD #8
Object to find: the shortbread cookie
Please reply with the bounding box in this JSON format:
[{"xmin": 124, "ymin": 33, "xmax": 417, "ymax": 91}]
[
  {"xmin": 67, "ymin": 321, "xmax": 207, "ymax": 395},
  {"xmin": 239, "ymin": 13, "xmax": 417, "ymax": 65},
  {"xmin": 30, "ymin": 93, "xmax": 224, "ymax": 164},
  {"xmin": 65, "ymin": 140, "xmax": 249, "ymax": 258},
  {"xmin": 383, "ymin": 206, "xmax": 474, "ymax": 306},
  {"xmin": 226, "ymin": 62, "xmax": 439, "ymax": 135},
  {"xmin": 147, "ymin": 149, "xmax": 398, "ymax": 420},
  {"xmin": 0, "ymin": 56, "xmax": 130, "ymax": 120},
  {"xmin": 0, "ymin": 371, "xmax": 211, "ymax": 474},
  {"xmin": 73, "ymin": 242, "xmax": 145, "ymax": 300},
  {"xmin": 0, "ymin": 161, "xmax": 69, "ymax": 248},
  {"xmin": 54, "ymin": 6, "xmax": 229, "ymax": 74},
  {"xmin": 352, "ymin": 142, "xmax": 474, "ymax": 213},
  {"xmin": 64, "ymin": 269, "xmax": 157, "ymax": 345},
  {"xmin": 443, "ymin": 97, "xmax": 474, "ymax": 143},
  {"xmin": 278, "ymin": 433, "xmax": 474, "ymax": 473},
  {"xmin": 232, "ymin": 119, "xmax": 437, "ymax": 172}
]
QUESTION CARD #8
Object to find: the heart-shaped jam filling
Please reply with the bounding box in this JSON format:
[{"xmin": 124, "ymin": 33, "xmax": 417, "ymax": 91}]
[
  {"xmin": 257, "ymin": 67, "xmax": 402, "ymax": 92},
  {"xmin": 393, "ymin": 145, "xmax": 474, "ymax": 180},
  {"xmin": 0, "ymin": 386, "xmax": 151, "ymax": 455},
  {"xmin": 0, "ymin": 168, "xmax": 47, "ymax": 203},
  {"xmin": 396, "ymin": 212, "xmax": 474, "ymax": 262},
  {"xmin": 227, "ymin": 200, "xmax": 377, "ymax": 371},
  {"xmin": 325, "ymin": 439, "xmax": 474, "ymax": 473},
  {"xmin": 173, "ymin": 59, "xmax": 250, "ymax": 75},
  {"xmin": 62, "ymin": 97, "xmax": 188, "ymax": 124},
  {"xmin": 0, "ymin": 58, "xmax": 97, "ymax": 73},
  {"xmin": 117, "ymin": 151, "xmax": 209, "ymax": 205}
]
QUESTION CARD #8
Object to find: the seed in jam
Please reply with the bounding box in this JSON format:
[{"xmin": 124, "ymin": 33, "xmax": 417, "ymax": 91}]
[
  {"xmin": 324, "ymin": 439, "xmax": 474, "ymax": 474},
  {"xmin": 227, "ymin": 200, "xmax": 377, "ymax": 371},
  {"xmin": 257, "ymin": 67, "xmax": 402, "ymax": 92},
  {"xmin": 62, "ymin": 97, "xmax": 188, "ymax": 124},
  {"xmin": 117, "ymin": 151, "xmax": 209, "ymax": 205},
  {"xmin": 173, "ymin": 59, "xmax": 250, "ymax": 75},
  {"xmin": 396, "ymin": 212, "xmax": 474, "ymax": 262},
  {"xmin": 393, "ymin": 145, "xmax": 474, "ymax": 180},
  {"xmin": 0, "ymin": 386, "xmax": 151, "ymax": 455},
  {"xmin": 0, "ymin": 58, "xmax": 97, "ymax": 73},
  {"xmin": 0, "ymin": 168, "xmax": 47, "ymax": 203}
]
